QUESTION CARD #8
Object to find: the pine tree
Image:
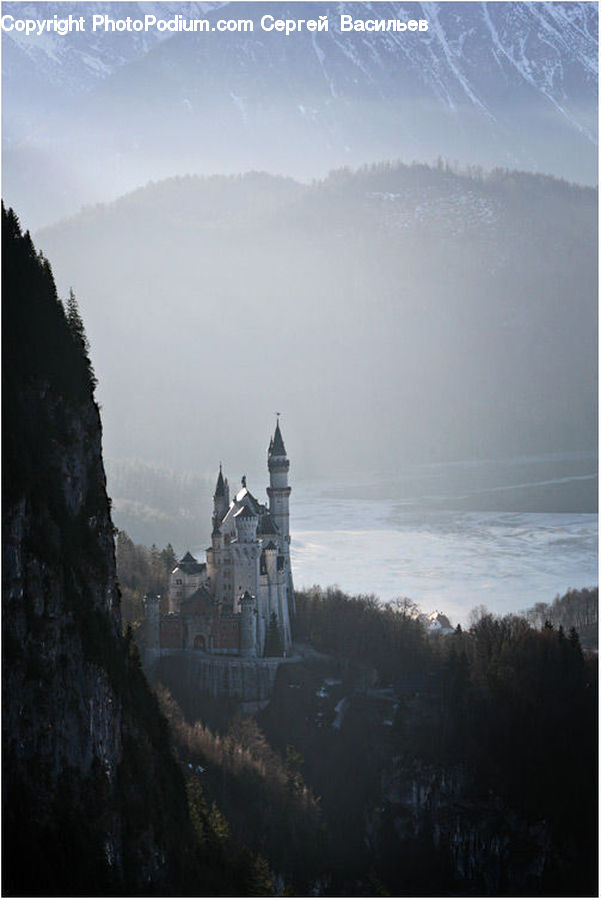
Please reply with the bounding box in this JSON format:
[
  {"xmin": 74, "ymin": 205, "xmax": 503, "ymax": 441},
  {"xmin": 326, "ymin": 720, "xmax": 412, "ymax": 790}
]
[
  {"xmin": 160, "ymin": 543, "xmax": 177, "ymax": 573},
  {"xmin": 208, "ymin": 801, "xmax": 231, "ymax": 850},
  {"xmin": 284, "ymin": 744, "xmax": 304, "ymax": 794},
  {"xmin": 246, "ymin": 853, "xmax": 275, "ymax": 896},
  {"xmin": 64, "ymin": 288, "xmax": 97, "ymax": 389},
  {"xmin": 65, "ymin": 288, "xmax": 90, "ymax": 352},
  {"xmin": 186, "ymin": 776, "xmax": 209, "ymax": 848}
]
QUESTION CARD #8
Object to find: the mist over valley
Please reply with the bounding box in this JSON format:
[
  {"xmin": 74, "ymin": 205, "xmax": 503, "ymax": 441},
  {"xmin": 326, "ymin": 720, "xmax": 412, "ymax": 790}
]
[
  {"xmin": 4, "ymin": 0, "xmax": 595, "ymax": 622},
  {"xmin": 37, "ymin": 163, "xmax": 597, "ymax": 487}
]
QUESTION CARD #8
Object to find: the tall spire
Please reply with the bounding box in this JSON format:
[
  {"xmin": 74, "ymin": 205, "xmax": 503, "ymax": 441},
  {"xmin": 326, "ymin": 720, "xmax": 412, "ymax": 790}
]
[
  {"xmin": 214, "ymin": 463, "xmax": 225, "ymax": 497},
  {"xmin": 269, "ymin": 417, "xmax": 286, "ymax": 457},
  {"xmin": 213, "ymin": 463, "xmax": 229, "ymax": 527}
]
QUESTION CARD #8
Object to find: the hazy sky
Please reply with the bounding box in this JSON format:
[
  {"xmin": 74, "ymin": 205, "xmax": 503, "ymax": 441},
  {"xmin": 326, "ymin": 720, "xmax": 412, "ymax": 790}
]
[{"xmin": 2, "ymin": 1, "xmax": 598, "ymax": 525}]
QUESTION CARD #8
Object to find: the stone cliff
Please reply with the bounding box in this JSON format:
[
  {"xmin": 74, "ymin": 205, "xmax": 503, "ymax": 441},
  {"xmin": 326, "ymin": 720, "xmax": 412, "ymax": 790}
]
[{"xmin": 1, "ymin": 206, "xmax": 220, "ymax": 895}]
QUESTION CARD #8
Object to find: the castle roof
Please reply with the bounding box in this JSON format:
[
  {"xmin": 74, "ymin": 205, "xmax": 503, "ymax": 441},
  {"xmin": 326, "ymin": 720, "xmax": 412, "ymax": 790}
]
[
  {"xmin": 269, "ymin": 420, "xmax": 287, "ymax": 457},
  {"xmin": 234, "ymin": 485, "xmax": 265, "ymax": 514},
  {"xmin": 425, "ymin": 611, "xmax": 454, "ymax": 633},
  {"xmin": 180, "ymin": 551, "xmax": 196, "ymax": 563},
  {"xmin": 175, "ymin": 551, "xmax": 206, "ymax": 576},
  {"xmin": 235, "ymin": 504, "xmax": 258, "ymax": 519},
  {"xmin": 214, "ymin": 465, "xmax": 226, "ymax": 497},
  {"xmin": 259, "ymin": 513, "xmax": 278, "ymax": 535},
  {"xmin": 179, "ymin": 562, "xmax": 207, "ymax": 575}
]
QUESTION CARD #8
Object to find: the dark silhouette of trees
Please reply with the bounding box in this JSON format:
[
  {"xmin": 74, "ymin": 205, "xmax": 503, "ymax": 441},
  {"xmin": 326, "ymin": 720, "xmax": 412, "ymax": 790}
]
[
  {"xmin": 295, "ymin": 586, "xmax": 430, "ymax": 680},
  {"xmin": 404, "ymin": 612, "xmax": 598, "ymax": 895},
  {"xmin": 116, "ymin": 529, "xmax": 177, "ymax": 624},
  {"xmin": 522, "ymin": 587, "xmax": 598, "ymax": 649},
  {"xmin": 157, "ymin": 689, "xmax": 323, "ymax": 892},
  {"xmin": 2, "ymin": 204, "xmax": 265, "ymax": 896}
]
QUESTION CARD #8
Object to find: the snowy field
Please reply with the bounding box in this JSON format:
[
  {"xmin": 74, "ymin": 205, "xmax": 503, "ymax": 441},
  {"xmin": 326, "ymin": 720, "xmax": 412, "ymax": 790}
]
[{"xmin": 290, "ymin": 457, "xmax": 597, "ymax": 627}]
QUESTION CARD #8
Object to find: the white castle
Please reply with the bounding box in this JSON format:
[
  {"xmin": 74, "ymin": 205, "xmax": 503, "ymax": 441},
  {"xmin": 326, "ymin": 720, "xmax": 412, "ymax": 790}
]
[{"xmin": 145, "ymin": 420, "xmax": 294, "ymax": 657}]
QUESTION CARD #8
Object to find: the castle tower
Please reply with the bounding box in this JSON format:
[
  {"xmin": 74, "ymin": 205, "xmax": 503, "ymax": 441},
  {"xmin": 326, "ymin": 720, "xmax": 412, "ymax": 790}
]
[
  {"xmin": 234, "ymin": 503, "xmax": 258, "ymax": 543},
  {"xmin": 262, "ymin": 541, "xmax": 278, "ymax": 615},
  {"xmin": 267, "ymin": 418, "xmax": 291, "ymax": 546},
  {"xmin": 212, "ymin": 464, "xmax": 229, "ymax": 529},
  {"xmin": 240, "ymin": 591, "xmax": 256, "ymax": 656}
]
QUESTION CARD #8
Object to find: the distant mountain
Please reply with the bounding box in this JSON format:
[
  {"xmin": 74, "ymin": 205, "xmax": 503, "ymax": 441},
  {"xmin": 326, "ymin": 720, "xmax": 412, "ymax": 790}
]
[
  {"xmin": 2, "ymin": 1, "xmax": 597, "ymax": 227},
  {"xmin": 36, "ymin": 163, "xmax": 597, "ymax": 482},
  {"xmin": 2, "ymin": 1, "xmax": 221, "ymax": 97},
  {"xmin": 105, "ymin": 458, "xmax": 213, "ymax": 549}
]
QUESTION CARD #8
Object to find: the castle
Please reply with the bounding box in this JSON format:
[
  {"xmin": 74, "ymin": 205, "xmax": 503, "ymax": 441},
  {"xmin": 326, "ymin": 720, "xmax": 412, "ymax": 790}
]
[{"xmin": 145, "ymin": 420, "xmax": 294, "ymax": 657}]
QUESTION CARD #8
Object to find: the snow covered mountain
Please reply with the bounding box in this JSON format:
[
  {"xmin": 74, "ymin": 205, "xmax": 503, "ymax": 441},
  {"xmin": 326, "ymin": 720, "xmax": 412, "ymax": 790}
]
[
  {"xmin": 2, "ymin": 2, "xmax": 223, "ymax": 95},
  {"xmin": 2, "ymin": 1, "xmax": 597, "ymax": 227}
]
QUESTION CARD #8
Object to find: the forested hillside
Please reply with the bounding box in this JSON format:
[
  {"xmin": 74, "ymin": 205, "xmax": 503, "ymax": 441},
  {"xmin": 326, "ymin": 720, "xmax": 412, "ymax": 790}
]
[
  {"xmin": 147, "ymin": 583, "xmax": 597, "ymax": 896},
  {"xmin": 106, "ymin": 459, "xmax": 213, "ymax": 548},
  {"xmin": 116, "ymin": 530, "xmax": 177, "ymax": 623},
  {"xmin": 37, "ymin": 163, "xmax": 597, "ymax": 482},
  {"xmin": 118, "ymin": 530, "xmax": 597, "ymax": 896},
  {"xmin": 522, "ymin": 586, "xmax": 598, "ymax": 650}
]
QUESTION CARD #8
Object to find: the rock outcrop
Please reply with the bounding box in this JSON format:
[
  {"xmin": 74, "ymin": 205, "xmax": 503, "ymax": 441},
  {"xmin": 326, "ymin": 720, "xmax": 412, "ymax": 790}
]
[
  {"xmin": 1, "ymin": 206, "xmax": 210, "ymax": 895},
  {"xmin": 369, "ymin": 760, "xmax": 553, "ymax": 895}
]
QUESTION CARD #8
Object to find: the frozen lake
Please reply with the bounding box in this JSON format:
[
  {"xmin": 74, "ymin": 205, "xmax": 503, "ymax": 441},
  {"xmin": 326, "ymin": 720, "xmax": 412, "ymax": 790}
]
[{"xmin": 289, "ymin": 454, "xmax": 597, "ymax": 627}]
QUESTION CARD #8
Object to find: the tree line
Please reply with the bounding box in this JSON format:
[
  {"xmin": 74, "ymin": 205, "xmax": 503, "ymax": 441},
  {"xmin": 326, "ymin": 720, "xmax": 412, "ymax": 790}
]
[
  {"xmin": 116, "ymin": 529, "xmax": 177, "ymax": 625},
  {"xmin": 157, "ymin": 686, "xmax": 325, "ymax": 893},
  {"xmin": 294, "ymin": 586, "xmax": 432, "ymax": 680},
  {"xmin": 521, "ymin": 586, "xmax": 597, "ymax": 649}
]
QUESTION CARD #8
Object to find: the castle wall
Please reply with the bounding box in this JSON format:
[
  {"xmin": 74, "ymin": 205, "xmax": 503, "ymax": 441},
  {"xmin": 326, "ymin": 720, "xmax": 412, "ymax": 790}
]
[
  {"xmin": 212, "ymin": 616, "xmax": 240, "ymax": 651},
  {"xmin": 160, "ymin": 615, "xmax": 184, "ymax": 649},
  {"xmin": 144, "ymin": 650, "xmax": 287, "ymax": 702},
  {"xmin": 169, "ymin": 568, "xmax": 206, "ymax": 613},
  {"xmin": 230, "ymin": 545, "xmax": 260, "ymax": 610}
]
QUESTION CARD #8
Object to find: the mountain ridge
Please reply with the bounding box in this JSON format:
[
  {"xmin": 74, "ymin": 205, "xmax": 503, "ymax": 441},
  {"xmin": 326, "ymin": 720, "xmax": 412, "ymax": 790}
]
[
  {"xmin": 35, "ymin": 160, "xmax": 597, "ymax": 480},
  {"xmin": 3, "ymin": 1, "xmax": 597, "ymax": 227}
]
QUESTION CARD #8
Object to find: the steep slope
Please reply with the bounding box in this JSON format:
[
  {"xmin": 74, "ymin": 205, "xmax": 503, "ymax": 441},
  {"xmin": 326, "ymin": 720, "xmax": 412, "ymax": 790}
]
[
  {"xmin": 35, "ymin": 164, "xmax": 598, "ymax": 481},
  {"xmin": 0, "ymin": 206, "xmax": 238, "ymax": 895},
  {"xmin": 2, "ymin": 1, "xmax": 597, "ymax": 226}
]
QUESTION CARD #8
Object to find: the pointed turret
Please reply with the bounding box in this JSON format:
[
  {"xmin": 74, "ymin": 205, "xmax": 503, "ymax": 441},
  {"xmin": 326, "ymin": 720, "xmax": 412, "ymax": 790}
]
[
  {"xmin": 268, "ymin": 418, "xmax": 289, "ymax": 476},
  {"xmin": 213, "ymin": 463, "xmax": 229, "ymax": 527},
  {"xmin": 215, "ymin": 464, "xmax": 226, "ymax": 497},
  {"xmin": 266, "ymin": 418, "xmax": 294, "ymax": 632},
  {"xmin": 267, "ymin": 418, "xmax": 291, "ymax": 544},
  {"xmin": 269, "ymin": 420, "xmax": 287, "ymax": 458}
]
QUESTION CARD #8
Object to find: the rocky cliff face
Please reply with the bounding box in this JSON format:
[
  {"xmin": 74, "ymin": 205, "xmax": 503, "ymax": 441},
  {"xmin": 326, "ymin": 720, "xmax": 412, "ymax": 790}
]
[
  {"xmin": 369, "ymin": 759, "xmax": 553, "ymax": 895},
  {"xmin": 1, "ymin": 206, "xmax": 203, "ymax": 894}
]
